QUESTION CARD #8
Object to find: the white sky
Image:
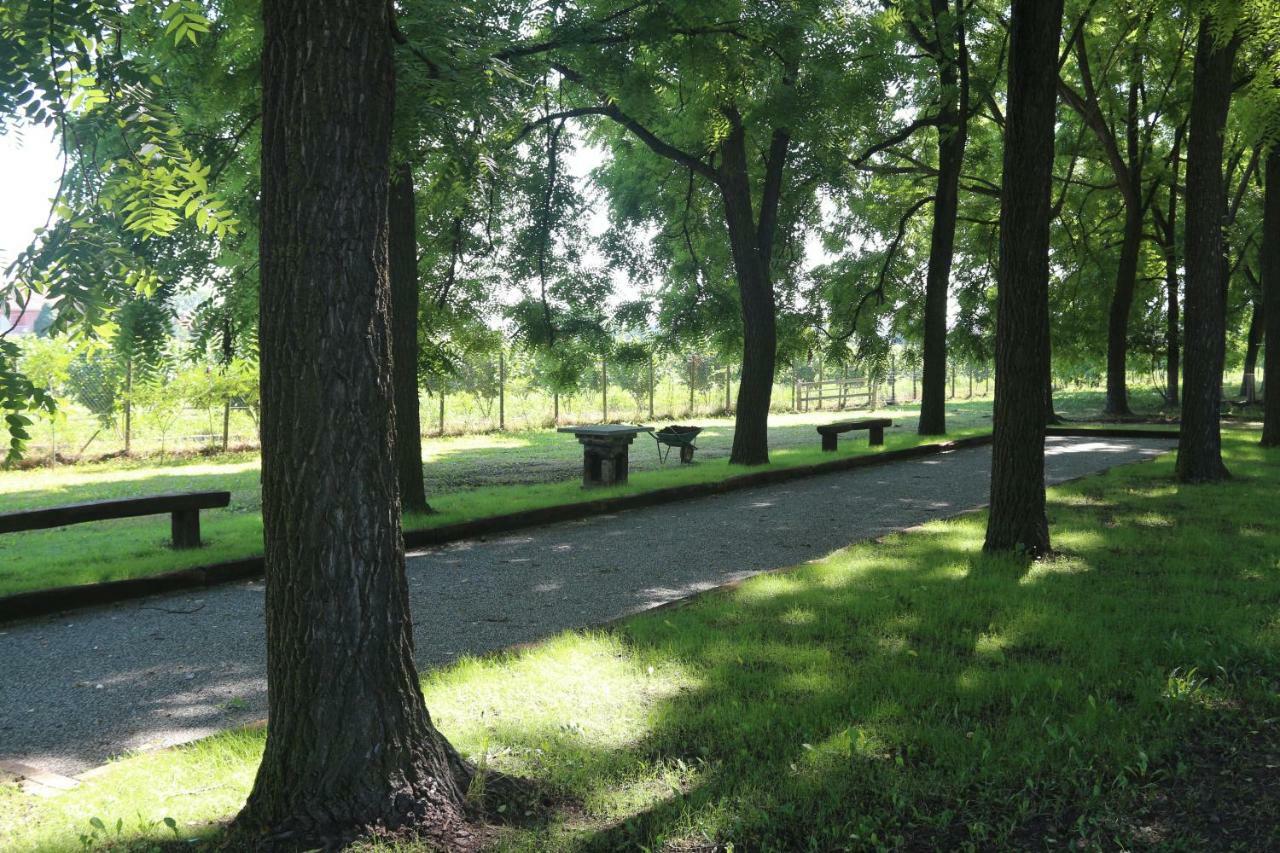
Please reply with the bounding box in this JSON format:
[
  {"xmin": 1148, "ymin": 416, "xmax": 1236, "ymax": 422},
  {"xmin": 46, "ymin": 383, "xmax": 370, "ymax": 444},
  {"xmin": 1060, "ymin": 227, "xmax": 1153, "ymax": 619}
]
[{"xmin": 0, "ymin": 129, "xmax": 62, "ymax": 271}]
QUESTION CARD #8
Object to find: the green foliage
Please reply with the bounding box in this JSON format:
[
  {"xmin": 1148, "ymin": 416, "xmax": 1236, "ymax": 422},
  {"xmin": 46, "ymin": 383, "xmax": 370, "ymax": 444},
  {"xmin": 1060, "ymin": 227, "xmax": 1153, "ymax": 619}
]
[{"xmin": 0, "ymin": 338, "xmax": 54, "ymax": 463}]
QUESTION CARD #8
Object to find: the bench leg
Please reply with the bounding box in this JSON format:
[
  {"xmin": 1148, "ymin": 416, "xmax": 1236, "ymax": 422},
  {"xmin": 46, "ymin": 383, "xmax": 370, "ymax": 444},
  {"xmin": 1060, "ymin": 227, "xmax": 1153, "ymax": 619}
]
[
  {"xmin": 171, "ymin": 509, "xmax": 201, "ymax": 549},
  {"xmin": 821, "ymin": 433, "xmax": 838, "ymax": 452},
  {"xmin": 869, "ymin": 426, "xmax": 884, "ymax": 446}
]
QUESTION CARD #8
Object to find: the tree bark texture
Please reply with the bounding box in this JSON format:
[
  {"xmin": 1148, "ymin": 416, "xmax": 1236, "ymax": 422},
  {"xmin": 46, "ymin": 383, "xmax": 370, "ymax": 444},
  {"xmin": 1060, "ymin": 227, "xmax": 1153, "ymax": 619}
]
[
  {"xmin": 1263, "ymin": 147, "xmax": 1280, "ymax": 446},
  {"xmin": 718, "ymin": 122, "xmax": 783, "ymax": 465},
  {"xmin": 390, "ymin": 162, "xmax": 431, "ymax": 514},
  {"xmin": 918, "ymin": 0, "xmax": 969, "ymax": 436},
  {"xmin": 984, "ymin": 0, "xmax": 1063, "ymax": 556},
  {"xmin": 1177, "ymin": 18, "xmax": 1237, "ymax": 482},
  {"xmin": 239, "ymin": 0, "xmax": 472, "ymax": 845}
]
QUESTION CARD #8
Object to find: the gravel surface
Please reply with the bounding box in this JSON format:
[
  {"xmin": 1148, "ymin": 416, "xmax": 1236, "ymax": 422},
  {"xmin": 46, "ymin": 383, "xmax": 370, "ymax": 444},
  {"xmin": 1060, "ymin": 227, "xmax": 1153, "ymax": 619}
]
[{"xmin": 0, "ymin": 436, "xmax": 1173, "ymax": 776}]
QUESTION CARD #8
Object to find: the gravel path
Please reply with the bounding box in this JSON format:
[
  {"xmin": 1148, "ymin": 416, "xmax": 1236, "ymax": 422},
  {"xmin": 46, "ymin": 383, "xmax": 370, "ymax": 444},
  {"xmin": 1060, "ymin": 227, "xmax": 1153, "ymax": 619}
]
[{"xmin": 0, "ymin": 436, "xmax": 1173, "ymax": 776}]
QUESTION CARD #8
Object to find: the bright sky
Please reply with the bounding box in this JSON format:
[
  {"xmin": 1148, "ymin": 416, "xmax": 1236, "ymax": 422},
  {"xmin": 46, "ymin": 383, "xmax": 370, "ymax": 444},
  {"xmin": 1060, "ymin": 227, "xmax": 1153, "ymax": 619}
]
[{"xmin": 0, "ymin": 129, "xmax": 62, "ymax": 272}]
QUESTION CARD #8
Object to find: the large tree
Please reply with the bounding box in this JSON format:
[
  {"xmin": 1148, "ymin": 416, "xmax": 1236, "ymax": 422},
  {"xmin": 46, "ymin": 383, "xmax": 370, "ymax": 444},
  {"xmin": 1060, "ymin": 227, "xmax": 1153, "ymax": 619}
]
[
  {"xmin": 1176, "ymin": 13, "xmax": 1238, "ymax": 483},
  {"xmin": 984, "ymin": 0, "xmax": 1064, "ymax": 556},
  {"xmin": 517, "ymin": 2, "xmax": 882, "ymax": 465},
  {"xmin": 236, "ymin": 0, "xmax": 474, "ymax": 844},
  {"xmin": 1056, "ymin": 8, "xmax": 1191, "ymax": 416},
  {"xmin": 884, "ymin": 0, "xmax": 973, "ymax": 437}
]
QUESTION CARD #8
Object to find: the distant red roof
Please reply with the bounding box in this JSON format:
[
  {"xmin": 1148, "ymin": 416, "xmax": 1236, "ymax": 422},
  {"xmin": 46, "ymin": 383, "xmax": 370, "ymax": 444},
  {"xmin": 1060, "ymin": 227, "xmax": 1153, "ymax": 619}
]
[{"xmin": 3, "ymin": 293, "xmax": 46, "ymax": 336}]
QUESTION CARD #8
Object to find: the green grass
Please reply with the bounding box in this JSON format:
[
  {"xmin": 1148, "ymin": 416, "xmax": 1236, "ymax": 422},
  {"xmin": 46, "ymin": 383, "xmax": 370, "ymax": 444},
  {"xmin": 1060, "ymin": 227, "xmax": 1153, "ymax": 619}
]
[{"xmin": 3, "ymin": 431, "xmax": 1277, "ymax": 851}]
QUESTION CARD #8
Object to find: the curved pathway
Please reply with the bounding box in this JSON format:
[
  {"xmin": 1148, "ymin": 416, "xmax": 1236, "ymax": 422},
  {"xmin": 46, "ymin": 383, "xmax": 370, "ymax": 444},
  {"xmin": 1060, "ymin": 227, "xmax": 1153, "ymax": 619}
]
[{"xmin": 0, "ymin": 436, "xmax": 1173, "ymax": 776}]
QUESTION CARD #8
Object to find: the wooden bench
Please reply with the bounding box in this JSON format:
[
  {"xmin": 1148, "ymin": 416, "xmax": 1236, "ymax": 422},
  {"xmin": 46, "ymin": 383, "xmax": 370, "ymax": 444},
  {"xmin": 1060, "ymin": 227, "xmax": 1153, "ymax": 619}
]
[
  {"xmin": 0, "ymin": 491, "xmax": 231, "ymax": 549},
  {"xmin": 816, "ymin": 418, "xmax": 892, "ymax": 451}
]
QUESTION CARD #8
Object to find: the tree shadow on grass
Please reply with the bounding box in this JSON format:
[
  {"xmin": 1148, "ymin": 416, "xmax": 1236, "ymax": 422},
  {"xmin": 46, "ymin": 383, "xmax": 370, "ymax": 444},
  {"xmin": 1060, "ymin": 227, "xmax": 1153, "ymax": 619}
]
[{"xmin": 464, "ymin": 451, "xmax": 1280, "ymax": 851}]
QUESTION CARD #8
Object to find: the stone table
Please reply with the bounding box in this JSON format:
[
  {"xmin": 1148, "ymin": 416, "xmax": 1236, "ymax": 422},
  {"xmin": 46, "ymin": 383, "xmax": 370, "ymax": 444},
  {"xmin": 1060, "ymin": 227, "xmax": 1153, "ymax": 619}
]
[{"xmin": 557, "ymin": 424, "xmax": 654, "ymax": 488}]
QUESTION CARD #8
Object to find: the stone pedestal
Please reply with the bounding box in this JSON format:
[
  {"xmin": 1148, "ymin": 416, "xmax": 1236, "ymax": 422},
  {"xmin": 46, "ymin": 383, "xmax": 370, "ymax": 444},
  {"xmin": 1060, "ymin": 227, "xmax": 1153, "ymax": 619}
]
[{"xmin": 558, "ymin": 425, "xmax": 653, "ymax": 488}]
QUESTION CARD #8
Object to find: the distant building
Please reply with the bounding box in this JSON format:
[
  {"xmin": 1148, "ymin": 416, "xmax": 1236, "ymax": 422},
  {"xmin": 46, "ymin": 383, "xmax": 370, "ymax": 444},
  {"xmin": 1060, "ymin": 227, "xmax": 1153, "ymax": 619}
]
[{"xmin": 3, "ymin": 293, "xmax": 48, "ymax": 336}]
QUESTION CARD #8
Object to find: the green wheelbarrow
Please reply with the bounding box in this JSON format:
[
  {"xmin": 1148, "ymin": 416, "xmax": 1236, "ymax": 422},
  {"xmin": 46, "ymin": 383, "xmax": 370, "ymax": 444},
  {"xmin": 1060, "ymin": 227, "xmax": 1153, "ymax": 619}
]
[{"xmin": 652, "ymin": 425, "xmax": 702, "ymax": 464}]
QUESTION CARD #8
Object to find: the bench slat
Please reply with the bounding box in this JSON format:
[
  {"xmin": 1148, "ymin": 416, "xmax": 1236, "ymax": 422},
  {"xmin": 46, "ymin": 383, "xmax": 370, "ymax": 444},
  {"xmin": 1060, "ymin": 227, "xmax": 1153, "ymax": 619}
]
[
  {"xmin": 816, "ymin": 418, "xmax": 892, "ymax": 435},
  {"xmin": 0, "ymin": 492, "xmax": 231, "ymax": 535}
]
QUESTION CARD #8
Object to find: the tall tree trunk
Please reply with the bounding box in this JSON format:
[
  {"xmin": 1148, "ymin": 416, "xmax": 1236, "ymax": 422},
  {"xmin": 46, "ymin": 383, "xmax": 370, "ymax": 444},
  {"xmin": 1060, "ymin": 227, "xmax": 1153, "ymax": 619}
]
[
  {"xmin": 984, "ymin": 0, "xmax": 1063, "ymax": 556},
  {"xmin": 1263, "ymin": 147, "xmax": 1280, "ymax": 446},
  {"xmin": 239, "ymin": 0, "xmax": 472, "ymax": 845},
  {"xmin": 1240, "ymin": 296, "xmax": 1263, "ymax": 403},
  {"xmin": 1177, "ymin": 18, "xmax": 1238, "ymax": 482},
  {"xmin": 718, "ymin": 124, "xmax": 779, "ymax": 465},
  {"xmin": 919, "ymin": 1, "xmax": 968, "ymax": 436},
  {"xmin": 1164, "ymin": 247, "xmax": 1181, "ymax": 405},
  {"xmin": 389, "ymin": 162, "xmax": 430, "ymax": 514},
  {"xmin": 1162, "ymin": 126, "xmax": 1184, "ymax": 406},
  {"xmin": 1060, "ymin": 32, "xmax": 1146, "ymax": 416},
  {"xmin": 1105, "ymin": 201, "xmax": 1143, "ymax": 415},
  {"xmin": 1165, "ymin": 277, "xmax": 1182, "ymax": 407}
]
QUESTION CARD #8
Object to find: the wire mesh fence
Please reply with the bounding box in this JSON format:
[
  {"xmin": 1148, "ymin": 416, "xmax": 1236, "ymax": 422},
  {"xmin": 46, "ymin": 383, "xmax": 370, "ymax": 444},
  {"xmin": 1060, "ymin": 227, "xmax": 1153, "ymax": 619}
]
[
  {"xmin": 14, "ymin": 347, "xmax": 967, "ymax": 463},
  {"xmin": 21, "ymin": 331, "xmax": 1261, "ymax": 467}
]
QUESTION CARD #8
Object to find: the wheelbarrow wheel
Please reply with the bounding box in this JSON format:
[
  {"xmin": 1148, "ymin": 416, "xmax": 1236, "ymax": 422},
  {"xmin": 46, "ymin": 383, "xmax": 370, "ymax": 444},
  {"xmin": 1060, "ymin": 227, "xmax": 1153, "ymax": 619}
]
[{"xmin": 679, "ymin": 444, "xmax": 695, "ymax": 464}]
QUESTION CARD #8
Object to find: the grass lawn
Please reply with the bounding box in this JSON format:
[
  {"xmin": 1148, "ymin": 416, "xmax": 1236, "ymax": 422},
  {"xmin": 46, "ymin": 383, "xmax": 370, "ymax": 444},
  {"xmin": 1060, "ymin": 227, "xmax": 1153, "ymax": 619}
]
[{"xmin": 2, "ymin": 430, "xmax": 1276, "ymax": 851}]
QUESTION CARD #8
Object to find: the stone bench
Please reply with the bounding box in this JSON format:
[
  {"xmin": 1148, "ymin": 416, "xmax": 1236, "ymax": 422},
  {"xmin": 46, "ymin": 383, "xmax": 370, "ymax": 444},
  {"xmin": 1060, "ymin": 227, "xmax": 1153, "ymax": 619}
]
[{"xmin": 816, "ymin": 418, "xmax": 892, "ymax": 452}]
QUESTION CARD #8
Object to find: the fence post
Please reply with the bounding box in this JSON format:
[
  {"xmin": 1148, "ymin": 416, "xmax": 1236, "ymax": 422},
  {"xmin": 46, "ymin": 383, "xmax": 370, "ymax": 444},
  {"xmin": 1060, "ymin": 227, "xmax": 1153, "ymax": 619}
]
[
  {"xmin": 601, "ymin": 358, "xmax": 608, "ymax": 422},
  {"xmin": 553, "ymin": 391, "xmax": 559, "ymax": 425},
  {"xmin": 724, "ymin": 361, "xmax": 731, "ymax": 413},
  {"xmin": 123, "ymin": 355, "xmax": 133, "ymax": 454},
  {"xmin": 888, "ymin": 354, "xmax": 898, "ymax": 406},
  {"xmin": 688, "ymin": 355, "xmax": 695, "ymax": 416},
  {"xmin": 648, "ymin": 355, "xmax": 655, "ymax": 419},
  {"xmin": 498, "ymin": 350, "xmax": 505, "ymax": 432},
  {"xmin": 222, "ymin": 401, "xmax": 231, "ymax": 451},
  {"xmin": 438, "ymin": 390, "xmax": 445, "ymax": 436},
  {"xmin": 950, "ymin": 362, "xmax": 956, "ymax": 399}
]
